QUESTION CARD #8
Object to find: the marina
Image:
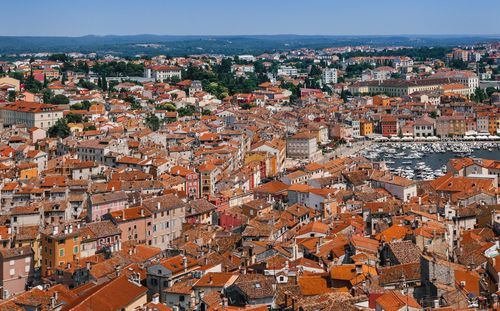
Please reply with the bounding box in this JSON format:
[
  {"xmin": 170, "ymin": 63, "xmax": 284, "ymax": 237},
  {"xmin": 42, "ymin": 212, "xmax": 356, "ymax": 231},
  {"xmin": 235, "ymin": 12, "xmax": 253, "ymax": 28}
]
[{"xmin": 359, "ymin": 141, "xmax": 500, "ymax": 180}]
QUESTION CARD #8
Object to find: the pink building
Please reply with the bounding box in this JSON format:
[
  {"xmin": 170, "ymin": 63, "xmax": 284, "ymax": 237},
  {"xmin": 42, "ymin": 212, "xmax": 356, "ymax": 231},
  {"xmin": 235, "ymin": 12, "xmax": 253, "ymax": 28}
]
[
  {"xmin": 89, "ymin": 191, "xmax": 129, "ymax": 221},
  {"xmin": 169, "ymin": 166, "xmax": 200, "ymax": 200},
  {"xmin": 219, "ymin": 207, "xmax": 246, "ymax": 230},
  {"xmin": 106, "ymin": 206, "xmax": 152, "ymax": 244},
  {"xmin": 0, "ymin": 246, "xmax": 34, "ymax": 299}
]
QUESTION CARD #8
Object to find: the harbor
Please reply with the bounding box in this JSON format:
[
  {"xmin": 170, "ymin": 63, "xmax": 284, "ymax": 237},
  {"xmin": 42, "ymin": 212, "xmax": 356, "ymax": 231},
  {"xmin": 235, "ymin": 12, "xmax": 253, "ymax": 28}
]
[{"xmin": 359, "ymin": 141, "xmax": 500, "ymax": 180}]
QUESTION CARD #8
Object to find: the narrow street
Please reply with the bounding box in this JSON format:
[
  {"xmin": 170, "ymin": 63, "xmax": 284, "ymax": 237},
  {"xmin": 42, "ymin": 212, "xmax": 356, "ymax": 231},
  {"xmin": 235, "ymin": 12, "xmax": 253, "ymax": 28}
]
[{"xmin": 321, "ymin": 140, "xmax": 372, "ymax": 162}]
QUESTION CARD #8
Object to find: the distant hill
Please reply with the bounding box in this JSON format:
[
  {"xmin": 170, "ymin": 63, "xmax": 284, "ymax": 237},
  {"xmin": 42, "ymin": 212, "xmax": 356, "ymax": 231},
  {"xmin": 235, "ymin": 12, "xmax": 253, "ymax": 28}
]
[{"xmin": 0, "ymin": 34, "xmax": 499, "ymax": 57}]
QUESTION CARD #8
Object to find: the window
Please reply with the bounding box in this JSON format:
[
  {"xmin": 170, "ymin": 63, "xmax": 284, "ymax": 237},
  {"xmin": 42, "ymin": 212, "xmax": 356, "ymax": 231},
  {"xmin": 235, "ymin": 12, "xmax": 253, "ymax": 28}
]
[
  {"xmin": 73, "ymin": 246, "xmax": 78, "ymax": 254},
  {"xmin": 25, "ymin": 257, "xmax": 30, "ymax": 263},
  {"xmin": 59, "ymin": 249, "xmax": 64, "ymax": 257},
  {"xmin": 9, "ymin": 260, "xmax": 14, "ymax": 266},
  {"xmin": 25, "ymin": 265, "xmax": 30, "ymax": 273},
  {"xmin": 9, "ymin": 268, "xmax": 15, "ymax": 276}
]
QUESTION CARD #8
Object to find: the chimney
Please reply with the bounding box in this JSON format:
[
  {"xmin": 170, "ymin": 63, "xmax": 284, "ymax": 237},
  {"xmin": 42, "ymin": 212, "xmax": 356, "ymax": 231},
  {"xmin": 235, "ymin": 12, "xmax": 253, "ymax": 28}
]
[
  {"xmin": 86, "ymin": 261, "xmax": 91, "ymax": 270},
  {"xmin": 316, "ymin": 242, "xmax": 320, "ymax": 254},
  {"xmin": 157, "ymin": 202, "xmax": 161, "ymax": 210},
  {"xmin": 208, "ymin": 275, "xmax": 213, "ymax": 285},
  {"xmin": 182, "ymin": 256, "xmax": 188, "ymax": 272},
  {"xmin": 222, "ymin": 297, "xmax": 228, "ymax": 307},
  {"xmin": 53, "ymin": 226, "xmax": 59, "ymax": 235},
  {"xmin": 184, "ymin": 234, "xmax": 189, "ymax": 242},
  {"xmin": 140, "ymin": 208, "xmax": 144, "ymax": 217},
  {"xmin": 152, "ymin": 293, "xmax": 160, "ymax": 304},
  {"xmin": 122, "ymin": 209, "xmax": 126, "ymax": 220},
  {"xmin": 115, "ymin": 264, "xmax": 121, "ymax": 277},
  {"xmin": 292, "ymin": 240, "xmax": 298, "ymax": 260}
]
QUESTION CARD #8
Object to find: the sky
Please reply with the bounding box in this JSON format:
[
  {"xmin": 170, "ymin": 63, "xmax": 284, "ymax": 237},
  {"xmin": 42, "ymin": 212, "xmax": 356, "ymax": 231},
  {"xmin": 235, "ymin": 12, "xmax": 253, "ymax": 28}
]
[{"xmin": 2, "ymin": 0, "xmax": 500, "ymax": 36}]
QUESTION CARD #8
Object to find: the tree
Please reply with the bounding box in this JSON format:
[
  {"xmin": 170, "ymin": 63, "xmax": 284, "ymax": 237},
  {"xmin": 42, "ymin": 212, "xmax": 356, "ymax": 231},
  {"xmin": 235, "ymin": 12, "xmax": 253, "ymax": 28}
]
[
  {"xmin": 8, "ymin": 72, "xmax": 24, "ymax": 81},
  {"xmin": 101, "ymin": 75, "xmax": 108, "ymax": 91},
  {"xmin": 145, "ymin": 114, "xmax": 160, "ymax": 131},
  {"xmin": 156, "ymin": 103, "xmax": 176, "ymax": 111},
  {"xmin": 48, "ymin": 53, "xmax": 69, "ymax": 62},
  {"xmin": 24, "ymin": 75, "xmax": 43, "ymax": 93},
  {"xmin": 177, "ymin": 105, "xmax": 196, "ymax": 117},
  {"xmin": 202, "ymin": 109, "xmax": 212, "ymax": 116},
  {"xmin": 42, "ymin": 89, "xmax": 53, "ymax": 104},
  {"xmin": 7, "ymin": 91, "xmax": 16, "ymax": 102},
  {"xmin": 71, "ymin": 100, "xmax": 92, "ymax": 111},
  {"xmin": 77, "ymin": 79, "xmax": 98, "ymax": 90},
  {"xmin": 309, "ymin": 65, "xmax": 322, "ymax": 77},
  {"xmin": 485, "ymin": 87, "xmax": 498, "ymax": 97},
  {"xmin": 130, "ymin": 102, "xmax": 142, "ymax": 110},
  {"xmin": 65, "ymin": 113, "xmax": 83, "ymax": 124},
  {"xmin": 92, "ymin": 61, "xmax": 144, "ymax": 77},
  {"xmin": 48, "ymin": 119, "xmax": 70, "ymax": 138},
  {"xmin": 52, "ymin": 94, "xmax": 70, "ymax": 105},
  {"xmin": 449, "ymin": 60, "xmax": 468, "ymax": 70},
  {"xmin": 471, "ymin": 87, "xmax": 487, "ymax": 103}
]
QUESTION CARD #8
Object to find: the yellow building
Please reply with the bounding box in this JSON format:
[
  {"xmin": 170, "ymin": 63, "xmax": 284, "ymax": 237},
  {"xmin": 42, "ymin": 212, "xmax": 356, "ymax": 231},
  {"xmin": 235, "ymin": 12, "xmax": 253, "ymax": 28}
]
[
  {"xmin": 360, "ymin": 120, "xmax": 373, "ymax": 136},
  {"xmin": 373, "ymin": 95, "xmax": 392, "ymax": 106},
  {"xmin": 244, "ymin": 151, "xmax": 277, "ymax": 177},
  {"xmin": 0, "ymin": 76, "xmax": 21, "ymax": 92},
  {"xmin": 489, "ymin": 114, "xmax": 498, "ymax": 135},
  {"xmin": 18, "ymin": 162, "xmax": 38, "ymax": 179},
  {"xmin": 1, "ymin": 101, "xmax": 64, "ymax": 130},
  {"xmin": 68, "ymin": 123, "xmax": 84, "ymax": 133}
]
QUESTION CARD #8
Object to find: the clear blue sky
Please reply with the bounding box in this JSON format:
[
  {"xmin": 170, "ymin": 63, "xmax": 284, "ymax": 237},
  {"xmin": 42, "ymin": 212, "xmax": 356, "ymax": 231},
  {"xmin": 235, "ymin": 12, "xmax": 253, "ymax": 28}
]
[{"xmin": 3, "ymin": 0, "xmax": 500, "ymax": 36}]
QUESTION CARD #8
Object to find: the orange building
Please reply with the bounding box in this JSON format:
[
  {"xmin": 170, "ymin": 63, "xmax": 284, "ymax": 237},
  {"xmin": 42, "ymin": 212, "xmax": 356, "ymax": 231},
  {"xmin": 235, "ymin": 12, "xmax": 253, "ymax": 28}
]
[
  {"xmin": 360, "ymin": 120, "xmax": 373, "ymax": 136},
  {"xmin": 244, "ymin": 151, "xmax": 277, "ymax": 177},
  {"xmin": 41, "ymin": 224, "xmax": 81, "ymax": 276},
  {"xmin": 489, "ymin": 113, "xmax": 499, "ymax": 135},
  {"xmin": 89, "ymin": 103, "xmax": 106, "ymax": 115},
  {"xmin": 373, "ymin": 95, "xmax": 391, "ymax": 106},
  {"xmin": 18, "ymin": 162, "xmax": 38, "ymax": 179}
]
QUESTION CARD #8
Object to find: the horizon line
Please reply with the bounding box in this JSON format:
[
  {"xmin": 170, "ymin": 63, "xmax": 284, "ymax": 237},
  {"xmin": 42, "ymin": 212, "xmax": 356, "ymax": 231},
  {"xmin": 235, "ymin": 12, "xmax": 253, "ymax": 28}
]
[{"xmin": 1, "ymin": 33, "xmax": 500, "ymax": 38}]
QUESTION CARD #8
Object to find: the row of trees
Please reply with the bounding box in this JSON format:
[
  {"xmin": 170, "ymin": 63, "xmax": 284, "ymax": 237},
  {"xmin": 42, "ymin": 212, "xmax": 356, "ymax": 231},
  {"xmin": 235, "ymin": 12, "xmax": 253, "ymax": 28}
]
[
  {"xmin": 182, "ymin": 58, "xmax": 270, "ymax": 99},
  {"xmin": 92, "ymin": 61, "xmax": 144, "ymax": 77}
]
